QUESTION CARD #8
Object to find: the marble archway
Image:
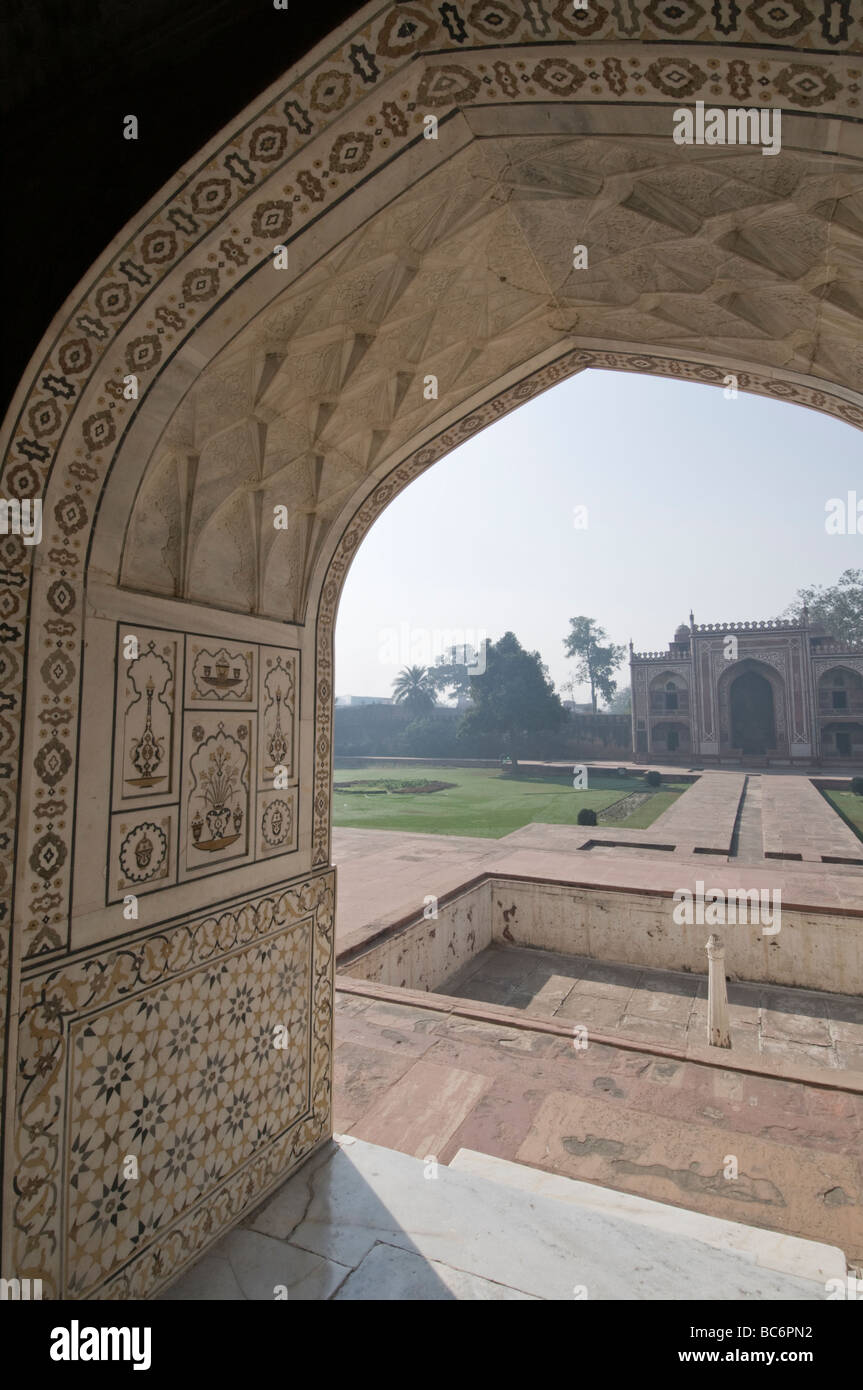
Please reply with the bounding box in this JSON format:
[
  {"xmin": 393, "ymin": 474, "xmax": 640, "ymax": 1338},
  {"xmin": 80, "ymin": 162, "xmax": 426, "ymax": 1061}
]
[{"xmin": 3, "ymin": 0, "xmax": 863, "ymax": 1298}]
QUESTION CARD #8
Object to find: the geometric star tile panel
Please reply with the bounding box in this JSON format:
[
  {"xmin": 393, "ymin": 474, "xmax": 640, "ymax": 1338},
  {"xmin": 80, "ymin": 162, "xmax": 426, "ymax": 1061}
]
[
  {"xmin": 15, "ymin": 870, "xmax": 333, "ymax": 1298},
  {"xmin": 65, "ymin": 920, "xmax": 311, "ymax": 1296}
]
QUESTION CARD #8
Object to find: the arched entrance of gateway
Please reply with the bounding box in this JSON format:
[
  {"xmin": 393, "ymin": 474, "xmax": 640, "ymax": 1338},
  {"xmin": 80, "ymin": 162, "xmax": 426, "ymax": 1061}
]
[
  {"xmin": 2, "ymin": 3, "xmax": 863, "ymax": 1298},
  {"xmin": 730, "ymin": 670, "xmax": 776, "ymax": 755}
]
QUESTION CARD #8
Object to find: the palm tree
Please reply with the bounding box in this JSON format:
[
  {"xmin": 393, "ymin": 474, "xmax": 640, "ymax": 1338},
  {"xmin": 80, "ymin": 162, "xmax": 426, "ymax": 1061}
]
[{"xmin": 392, "ymin": 665, "xmax": 437, "ymax": 715}]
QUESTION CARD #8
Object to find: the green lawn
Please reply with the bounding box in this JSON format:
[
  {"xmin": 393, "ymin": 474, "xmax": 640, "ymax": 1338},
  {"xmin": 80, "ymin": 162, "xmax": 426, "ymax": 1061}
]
[
  {"xmin": 822, "ymin": 788, "xmax": 863, "ymax": 842},
  {"xmin": 614, "ymin": 787, "xmax": 682, "ymax": 829},
  {"xmin": 332, "ymin": 765, "xmax": 690, "ymax": 839}
]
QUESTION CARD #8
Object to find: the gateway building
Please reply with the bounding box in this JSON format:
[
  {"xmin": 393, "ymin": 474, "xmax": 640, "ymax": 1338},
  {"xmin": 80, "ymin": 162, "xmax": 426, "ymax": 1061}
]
[{"xmin": 630, "ymin": 612, "xmax": 863, "ymax": 765}]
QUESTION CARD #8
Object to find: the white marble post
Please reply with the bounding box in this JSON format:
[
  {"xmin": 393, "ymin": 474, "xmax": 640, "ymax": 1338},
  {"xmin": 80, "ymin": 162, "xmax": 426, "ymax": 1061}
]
[{"xmin": 706, "ymin": 933, "xmax": 731, "ymax": 1049}]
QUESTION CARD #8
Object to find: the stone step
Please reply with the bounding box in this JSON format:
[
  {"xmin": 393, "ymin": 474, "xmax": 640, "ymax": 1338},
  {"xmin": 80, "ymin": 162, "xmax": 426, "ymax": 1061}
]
[
  {"xmin": 162, "ymin": 1135, "xmax": 843, "ymax": 1300},
  {"xmin": 449, "ymin": 1148, "xmax": 846, "ymax": 1286}
]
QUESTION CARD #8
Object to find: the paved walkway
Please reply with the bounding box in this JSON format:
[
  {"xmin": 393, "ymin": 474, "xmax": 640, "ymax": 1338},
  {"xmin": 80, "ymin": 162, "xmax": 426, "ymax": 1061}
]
[
  {"xmin": 761, "ymin": 776, "xmax": 863, "ymax": 863},
  {"xmin": 442, "ymin": 944, "xmax": 863, "ymax": 1072},
  {"xmin": 333, "ymin": 988, "xmax": 863, "ymax": 1264},
  {"xmin": 646, "ymin": 771, "xmax": 745, "ymax": 853}
]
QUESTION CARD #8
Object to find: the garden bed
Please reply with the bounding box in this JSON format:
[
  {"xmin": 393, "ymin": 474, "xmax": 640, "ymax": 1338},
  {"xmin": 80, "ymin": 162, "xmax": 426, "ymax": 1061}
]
[{"xmin": 333, "ymin": 778, "xmax": 456, "ymax": 795}]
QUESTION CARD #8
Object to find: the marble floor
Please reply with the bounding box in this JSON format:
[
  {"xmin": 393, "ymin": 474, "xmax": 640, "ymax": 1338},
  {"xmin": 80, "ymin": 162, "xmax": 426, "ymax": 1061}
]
[
  {"xmin": 441, "ymin": 944, "xmax": 863, "ymax": 1072},
  {"xmin": 161, "ymin": 1135, "xmax": 842, "ymax": 1300}
]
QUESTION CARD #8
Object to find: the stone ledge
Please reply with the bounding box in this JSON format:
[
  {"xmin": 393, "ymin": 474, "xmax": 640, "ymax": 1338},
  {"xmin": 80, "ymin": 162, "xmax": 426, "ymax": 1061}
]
[{"xmin": 335, "ymin": 975, "xmax": 863, "ymax": 1097}]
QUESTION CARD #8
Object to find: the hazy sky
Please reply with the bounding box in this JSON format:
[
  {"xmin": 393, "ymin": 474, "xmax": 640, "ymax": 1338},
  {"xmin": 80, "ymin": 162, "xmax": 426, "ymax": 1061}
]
[{"xmin": 335, "ymin": 369, "xmax": 862, "ymax": 702}]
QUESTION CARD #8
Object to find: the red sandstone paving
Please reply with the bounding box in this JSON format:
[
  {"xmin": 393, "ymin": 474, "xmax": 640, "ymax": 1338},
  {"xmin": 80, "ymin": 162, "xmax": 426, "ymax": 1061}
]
[
  {"xmin": 837, "ymin": 1043, "xmax": 863, "ymax": 1070},
  {"xmin": 438, "ymin": 1074, "xmax": 548, "ymax": 1167},
  {"xmin": 626, "ymin": 988, "xmax": 697, "ymax": 1024},
  {"xmin": 516, "ymin": 1090, "xmax": 863, "ymax": 1260},
  {"xmin": 555, "ymin": 994, "xmax": 632, "ymax": 1030},
  {"xmin": 336, "ymin": 998, "xmax": 857, "ymax": 1152},
  {"xmin": 618, "ymin": 1014, "xmax": 695, "ymax": 1047},
  {"xmin": 333, "ymin": 1041, "xmax": 418, "ymax": 1129},
  {"xmin": 761, "ymin": 777, "xmax": 863, "ymax": 862},
  {"xmin": 646, "ymin": 771, "xmax": 744, "ymax": 851},
  {"xmin": 427, "ymin": 1029, "xmax": 852, "ymax": 1157},
  {"xmin": 334, "ymin": 991, "xmax": 863, "ymax": 1259},
  {"xmin": 335, "ymin": 1011, "xmax": 440, "ymax": 1061},
  {"xmin": 347, "ymin": 1058, "xmax": 491, "ymax": 1158}
]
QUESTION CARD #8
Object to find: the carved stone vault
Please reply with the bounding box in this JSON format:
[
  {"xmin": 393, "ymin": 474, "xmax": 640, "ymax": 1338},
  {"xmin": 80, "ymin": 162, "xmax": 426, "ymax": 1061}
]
[{"xmin": 2, "ymin": 0, "xmax": 862, "ymax": 1298}]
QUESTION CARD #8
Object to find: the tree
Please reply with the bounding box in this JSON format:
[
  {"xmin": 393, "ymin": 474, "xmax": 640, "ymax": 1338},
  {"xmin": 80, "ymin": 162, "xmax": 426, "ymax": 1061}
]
[
  {"xmin": 780, "ymin": 570, "xmax": 863, "ymax": 644},
  {"xmin": 400, "ymin": 716, "xmax": 454, "ymax": 758},
  {"xmin": 563, "ymin": 617, "xmax": 626, "ymax": 713},
  {"xmin": 559, "ymin": 674, "xmax": 584, "ymax": 708},
  {"xmin": 605, "ymin": 684, "xmax": 632, "ymax": 714},
  {"xmin": 391, "ymin": 665, "xmax": 437, "ymax": 715},
  {"xmin": 458, "ymin": 631, "xmax": 564, "ymax": 763},
  {"xmin": 427, "ymin": 644, "xmax": 480, "ymax": 705}
]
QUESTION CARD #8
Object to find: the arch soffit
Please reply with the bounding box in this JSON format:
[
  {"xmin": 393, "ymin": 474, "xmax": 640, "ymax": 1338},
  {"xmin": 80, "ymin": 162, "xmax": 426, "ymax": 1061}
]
[{"xmin": 4, "ymin": 0, "xmax": 863, "ymax": 954}]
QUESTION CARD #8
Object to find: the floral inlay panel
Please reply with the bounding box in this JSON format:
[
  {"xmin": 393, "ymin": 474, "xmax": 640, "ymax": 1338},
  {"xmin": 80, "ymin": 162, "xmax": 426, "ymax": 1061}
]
[
  {"xmin": 257, "ymin": 788, "xmax": 299, "ymax": 860},
  {"xmin": 109, "ymin": 809, "xmax": 176, "ymax": 900},
  {"xmin": 113, "ymin": 631, "xmax": 181, "ymax": 807},
  {"xmin": 182, "ymin": 716, "xmax": 253, "ymax": 876},
  {"xmin": 105, "ymin": 631, "xmax": 300, "ymax": 903},
  {"xmin": 187, "ymin": 640, "xmax": 255, "ymax": 706},
  {"xmin": 258, "ymin": 648, "xmax": 298, "ymax": 786}
]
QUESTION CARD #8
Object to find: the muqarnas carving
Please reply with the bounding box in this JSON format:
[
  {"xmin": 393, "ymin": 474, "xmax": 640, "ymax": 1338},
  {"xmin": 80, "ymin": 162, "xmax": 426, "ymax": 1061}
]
[
  {"xmin": 117, "ymin": 637, "xmax": 178, "ymax": 800},
  {"xmin": 189, "ymin": 642, "xmax": 254, "ymax": 704},
  {"xmin": 109, "ymin": 810, "xmax": 175, "ymax": 899},
  {"xmin": 185, "ymin": 718, "xmax": 252, "ymax": 871},
  {"xmin": 257, "ymin": 788, "xmax": 299, "ymax": 859},
  {"xmin": 259, "ymin": 649, "xmax": 298, "ymax": 785}
]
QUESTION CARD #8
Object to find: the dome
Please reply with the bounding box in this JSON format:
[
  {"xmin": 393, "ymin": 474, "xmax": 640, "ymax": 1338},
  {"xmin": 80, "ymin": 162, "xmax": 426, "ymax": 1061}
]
[{"xmin": 674, "ymin": 623, "xmax": 691, "ymax": 641}]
